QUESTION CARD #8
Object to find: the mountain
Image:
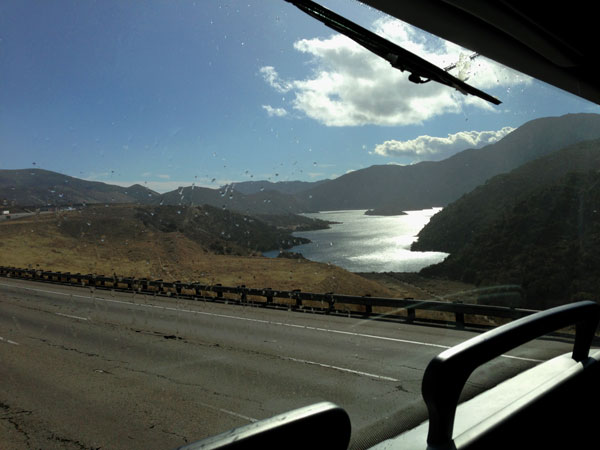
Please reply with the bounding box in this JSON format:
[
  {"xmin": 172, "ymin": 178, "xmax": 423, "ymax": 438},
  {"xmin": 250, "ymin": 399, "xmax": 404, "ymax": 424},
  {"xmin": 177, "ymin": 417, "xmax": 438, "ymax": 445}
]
[
  {"xmin": 230, "ymin": 179, "xmax": 329, "ymax": 195},
  {"xmin": 298, "ymin": 113, "xmax": 600, "ymax": 212},
  {"xmin": 5, "ymin": 114, "xmax": 600, "ymax": 215},
  {"xmin": 0, "ymin": 169, "xmax": 159, "ymax": 207},
  {"xmin": 0, "ymin": 169, "xmax": 312, "ymax": 215},
  {"xmin": 413, "ymin": 139, "xmax": 600, "ymax": 308},
  {"xmin": 413, "ymin": 138, "xmax": 600, "ymax": 254},
  {"xmin": 156, "ymin": 184, "xmax": 311, "ymax": 214}
]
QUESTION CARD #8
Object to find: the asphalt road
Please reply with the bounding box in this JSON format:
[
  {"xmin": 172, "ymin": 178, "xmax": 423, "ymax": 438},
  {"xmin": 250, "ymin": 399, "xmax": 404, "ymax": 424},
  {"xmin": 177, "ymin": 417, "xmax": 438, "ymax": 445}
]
[{"xmin": 0, "ymin": 278, "xmax": 575, "ymax": 449}]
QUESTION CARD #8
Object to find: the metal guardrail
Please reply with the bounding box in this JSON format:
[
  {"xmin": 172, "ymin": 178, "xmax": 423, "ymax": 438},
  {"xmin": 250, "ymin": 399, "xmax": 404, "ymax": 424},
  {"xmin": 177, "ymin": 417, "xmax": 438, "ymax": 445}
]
[{"xmin": 0, "ymin": 266, "xmax": 539, "ymax": 328}]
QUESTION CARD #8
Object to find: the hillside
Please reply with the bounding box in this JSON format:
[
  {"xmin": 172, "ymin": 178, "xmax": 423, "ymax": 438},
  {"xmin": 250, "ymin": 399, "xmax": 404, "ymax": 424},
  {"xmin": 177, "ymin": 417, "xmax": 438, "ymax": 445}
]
[
  {"xmin": 0, "ymin": 204, "xmax": 398, "ymax": 297},
  {"xmin": 299, "ymin": 113, "xmax": 600, "ymax": 212},
  {"xmin": 230, "ymin": 179, "xmax": 329, "ymax": 195},
  {"xmin": 414, "ymin": 142, "xmax": 600, "ymax": 308},
  {"xmin": 0, "ymin": 168, "xmax": 321, "ymax": 218},
  {"xmin": 413, "ymin": 138, "xmax": 600, "ymax": 254},
  {"xmin": 156, "ymin": 184, "xmax": 311, "ymax": 214},
  {"xmin": 0, "ymin": 169, "xmax": 158, "ymax": 207}
]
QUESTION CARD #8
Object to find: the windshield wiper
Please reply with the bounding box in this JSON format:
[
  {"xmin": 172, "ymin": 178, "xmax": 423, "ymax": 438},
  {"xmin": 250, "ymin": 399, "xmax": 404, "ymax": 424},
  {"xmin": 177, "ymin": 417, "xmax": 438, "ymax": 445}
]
[{"xmin": 284, "ymin": 0, "xmax": 502, "ymax": 105}]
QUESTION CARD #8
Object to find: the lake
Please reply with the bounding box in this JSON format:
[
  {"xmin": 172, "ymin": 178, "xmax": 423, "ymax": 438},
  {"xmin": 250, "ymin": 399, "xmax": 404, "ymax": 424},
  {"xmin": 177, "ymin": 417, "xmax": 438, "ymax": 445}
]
[{"xmin": 264, "ymin": 208, "xmax": 449, "ymax": 273}]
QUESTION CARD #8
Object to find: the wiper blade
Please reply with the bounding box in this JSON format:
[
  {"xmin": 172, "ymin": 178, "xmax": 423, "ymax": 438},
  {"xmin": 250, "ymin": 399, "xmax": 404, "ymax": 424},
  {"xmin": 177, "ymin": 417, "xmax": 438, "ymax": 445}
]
[{"xmin": 284, "ymin": 0, "xmax": 501, "ymax": 105}]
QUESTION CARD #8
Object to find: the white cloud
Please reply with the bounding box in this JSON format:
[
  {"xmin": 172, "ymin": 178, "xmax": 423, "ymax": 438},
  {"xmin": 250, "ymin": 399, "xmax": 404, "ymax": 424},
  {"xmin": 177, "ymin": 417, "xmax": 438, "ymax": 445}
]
[
  {"xmin": 259, "ymin": 66, "xmax": 292, "ymax": 93},
  {"xmin": 261, "ymin": 18, "xmax": 531, "ymax": 127},
  {"xmin": 262, "ymin": 105, "xmax": 288, "ymax": 117},
  {"xmin": 373, "ymin": 126, "xmax": 515, "ymax": 160}
]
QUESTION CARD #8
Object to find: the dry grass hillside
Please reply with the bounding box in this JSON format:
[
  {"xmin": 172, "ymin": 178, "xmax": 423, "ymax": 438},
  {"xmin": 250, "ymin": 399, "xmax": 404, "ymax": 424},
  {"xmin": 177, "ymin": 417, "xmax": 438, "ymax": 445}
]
[{"xmin": 0, "ymin": 205, "xmax": 411, "ymax": 298}]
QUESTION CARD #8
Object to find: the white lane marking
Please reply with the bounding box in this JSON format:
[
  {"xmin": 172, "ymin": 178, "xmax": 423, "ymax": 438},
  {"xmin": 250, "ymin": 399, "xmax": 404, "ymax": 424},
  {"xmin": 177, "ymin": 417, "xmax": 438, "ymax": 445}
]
[
  {"xmin": 196, "ymin": 401, "xmax": 257, "ymax": 423},
  {"xmin": 283, "ymin": 356, "xmax": 399, "ymax": 382},
  {"xmin": 0, "ymin": 336, "xmax": 19, "ymax": 345},
  {"xmin": 0, "ymin": 281, "xmax": 544, "ymax": 363},
  {"xmin": 55, "ymin": 312, "xmax": 89, "ymax": 321}
]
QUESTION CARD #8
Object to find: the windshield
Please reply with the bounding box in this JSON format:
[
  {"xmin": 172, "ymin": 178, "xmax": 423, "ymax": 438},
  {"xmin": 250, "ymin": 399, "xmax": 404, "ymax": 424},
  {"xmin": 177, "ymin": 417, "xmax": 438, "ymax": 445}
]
[{"xmin": 1, "ymin": 1, "xmax": 598, "ymax": 449}]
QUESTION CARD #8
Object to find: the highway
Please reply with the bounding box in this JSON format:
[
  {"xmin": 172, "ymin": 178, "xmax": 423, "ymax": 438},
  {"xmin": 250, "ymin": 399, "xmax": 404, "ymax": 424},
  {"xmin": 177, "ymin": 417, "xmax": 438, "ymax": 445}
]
[{"xmin": 0, "ymin": 278, "xmax": 575, "ymax": 449}]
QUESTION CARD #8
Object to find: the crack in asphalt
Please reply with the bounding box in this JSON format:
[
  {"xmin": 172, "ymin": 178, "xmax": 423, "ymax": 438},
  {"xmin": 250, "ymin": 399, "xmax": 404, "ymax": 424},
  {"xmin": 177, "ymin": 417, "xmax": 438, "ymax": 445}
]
[
  {"xmin": 0, "ymin": 401, "xmax": 33, "ymax": 447},
  {"xmin": 27, "ymin": 336, "xmax": 129, "ymax": 365},
  {"xmin": 48, "ymin": 432, "xmax": 100, "ymax": 450}
]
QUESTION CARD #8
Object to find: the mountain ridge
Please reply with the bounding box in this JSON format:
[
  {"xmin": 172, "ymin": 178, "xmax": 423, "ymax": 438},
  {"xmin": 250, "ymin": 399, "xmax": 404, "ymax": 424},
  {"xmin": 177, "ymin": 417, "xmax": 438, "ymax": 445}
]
[
  {"xmin": 0, "ymin": 168, "xmax": 159, "ymax": 207},
  {"xmin": 3, "ymin": 114, "xmax": 600, "ymax": 216},
  {"xmin": 298, "ymin": 113, "xmax": 600, "ymax": 212},
  {"xmin": 414, "ymin": 139, "xmax": 600, "ymax": 307}
]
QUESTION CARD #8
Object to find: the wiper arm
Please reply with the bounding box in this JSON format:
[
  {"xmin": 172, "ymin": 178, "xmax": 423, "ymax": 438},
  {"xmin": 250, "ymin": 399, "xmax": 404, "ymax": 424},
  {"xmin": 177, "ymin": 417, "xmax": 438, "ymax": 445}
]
[{"xmin": 284, "ymin": 0, "xmax": 501, "ymax": 105}]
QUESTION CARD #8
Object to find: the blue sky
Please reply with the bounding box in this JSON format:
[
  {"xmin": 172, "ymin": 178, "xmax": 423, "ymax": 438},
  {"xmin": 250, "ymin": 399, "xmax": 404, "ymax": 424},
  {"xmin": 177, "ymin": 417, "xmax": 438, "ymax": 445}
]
[{"xmin": 1, "ymin": 0, "xmax": 598, "ymax": 193}]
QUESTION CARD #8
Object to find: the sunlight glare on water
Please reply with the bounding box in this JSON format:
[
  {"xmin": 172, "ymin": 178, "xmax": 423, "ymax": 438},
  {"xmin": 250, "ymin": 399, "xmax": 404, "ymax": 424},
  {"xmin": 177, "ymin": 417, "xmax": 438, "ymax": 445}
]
[{"xmin": 268, "ymin": 208, "xmax": 449, "ymax": 272}]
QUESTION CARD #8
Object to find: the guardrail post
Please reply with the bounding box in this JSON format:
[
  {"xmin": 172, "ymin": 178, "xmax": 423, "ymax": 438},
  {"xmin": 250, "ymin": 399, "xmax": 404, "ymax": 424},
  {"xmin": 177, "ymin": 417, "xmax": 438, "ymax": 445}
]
[
  {"xmin": 215, "ymin": 284, "xmax": 223, "ymax": 299},
  {"xmin": 407, "ymin": 307, "xmax": 415, "ymax": 323},
  {"xmin": 292, "ymin": 289, "xmax": 302, "ymax": 308},
  {"xmin": 239, "ymin": 285, "xmax": 247, "ymax": 303},
  {"xmin": 454, "ymin": 300, "xmax": 465, "ymax": 329},
  {"xmin": 325, "ymin": 292, "xmax": 334, "ymax": 314},
  {"xmin": 264, "ymin": 288, "xmax": 273, "ymax": 304},
  {"xmin": 363, "ymin": 294, "xmax": 372, "ymax": 316}
]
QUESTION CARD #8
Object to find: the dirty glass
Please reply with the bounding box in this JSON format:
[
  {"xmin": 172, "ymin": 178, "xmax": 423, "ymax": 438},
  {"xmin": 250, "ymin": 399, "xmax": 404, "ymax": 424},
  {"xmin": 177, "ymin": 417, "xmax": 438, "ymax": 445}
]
[{"xmin": 0, "ymin": 1, "xmax": 598, "ymax": 449}]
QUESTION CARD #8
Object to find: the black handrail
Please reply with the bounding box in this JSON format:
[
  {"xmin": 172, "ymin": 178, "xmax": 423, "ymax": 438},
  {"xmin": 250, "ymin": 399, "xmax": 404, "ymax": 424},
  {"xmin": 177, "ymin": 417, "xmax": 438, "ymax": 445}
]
[{"xmin": 421, "ymin": 300, "xmax": 600, "ymax": 449}]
